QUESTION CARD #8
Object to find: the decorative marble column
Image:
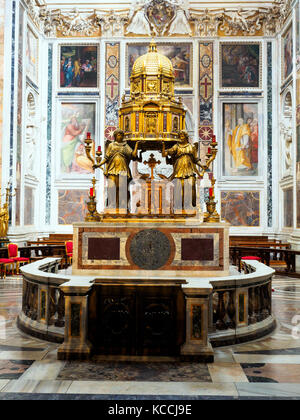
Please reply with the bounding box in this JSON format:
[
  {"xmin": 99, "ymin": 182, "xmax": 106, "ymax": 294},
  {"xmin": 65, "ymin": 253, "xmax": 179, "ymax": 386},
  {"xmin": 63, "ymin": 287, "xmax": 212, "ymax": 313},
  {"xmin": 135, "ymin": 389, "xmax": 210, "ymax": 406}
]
[
  {"xmin": 0, "ymin": 0, "xmax": 5, "ymax": 188},
  {"xmin": 181, "ymin": 281, "xmax": 214, "ymax": 362},
  {"xmin": 57, "ymin": 279, "xmax": 93, "ymax": 360}
]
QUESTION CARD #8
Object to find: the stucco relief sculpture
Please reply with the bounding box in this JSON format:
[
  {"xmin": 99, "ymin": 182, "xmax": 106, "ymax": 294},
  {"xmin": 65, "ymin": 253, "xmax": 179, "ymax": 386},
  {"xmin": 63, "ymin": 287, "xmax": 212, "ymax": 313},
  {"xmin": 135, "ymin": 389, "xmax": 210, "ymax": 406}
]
[{"xmin": 280, "ymin": 122, "xmax": 293, "ymax": 173}]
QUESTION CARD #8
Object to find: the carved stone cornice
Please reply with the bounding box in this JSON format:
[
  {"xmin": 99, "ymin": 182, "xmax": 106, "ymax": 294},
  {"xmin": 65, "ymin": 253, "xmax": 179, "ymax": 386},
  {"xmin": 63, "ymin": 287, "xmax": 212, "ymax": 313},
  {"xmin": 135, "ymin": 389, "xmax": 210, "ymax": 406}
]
[
  {"xmin": 23, "ymin": 0, "xmax": 293, "ymax": 38},
  {"xmin": 190, "ymin": 1, "xmax": 292, "ymax": 37},
  {"xmin": 95, "ymin": 11, "xmax": 129, "ymax": 37}
]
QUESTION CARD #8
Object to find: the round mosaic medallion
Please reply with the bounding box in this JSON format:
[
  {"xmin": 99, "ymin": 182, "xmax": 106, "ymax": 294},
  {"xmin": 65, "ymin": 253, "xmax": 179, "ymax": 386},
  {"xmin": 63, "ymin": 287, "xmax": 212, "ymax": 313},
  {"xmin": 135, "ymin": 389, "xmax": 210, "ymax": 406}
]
[
  {"xmin": 129, "ymin": 229, "xmax": 171, "ymax": 270},
  {"xmin": 108, "ymin": 55, "xmax": 118, "ymax": 68},
  {"xmin": 201, "ymin": 54, "xmax": 211, "ymax": 68}
]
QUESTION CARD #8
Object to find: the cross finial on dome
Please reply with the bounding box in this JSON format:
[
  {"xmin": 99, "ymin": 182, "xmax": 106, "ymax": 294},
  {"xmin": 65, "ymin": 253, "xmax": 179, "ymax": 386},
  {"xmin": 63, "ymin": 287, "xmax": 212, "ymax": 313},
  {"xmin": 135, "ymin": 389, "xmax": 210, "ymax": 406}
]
[{"xmin": 148, "ymin": 39, "xmax": 157, "ymax": 53}]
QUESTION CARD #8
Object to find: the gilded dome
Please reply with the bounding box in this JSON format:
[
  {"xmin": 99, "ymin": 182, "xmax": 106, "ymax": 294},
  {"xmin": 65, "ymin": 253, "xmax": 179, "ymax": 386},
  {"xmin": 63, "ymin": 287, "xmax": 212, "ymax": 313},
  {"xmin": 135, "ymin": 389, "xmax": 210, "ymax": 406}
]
[{"xmin": 131, "ymin": 40, "xmax": 174, "ymax": 79}]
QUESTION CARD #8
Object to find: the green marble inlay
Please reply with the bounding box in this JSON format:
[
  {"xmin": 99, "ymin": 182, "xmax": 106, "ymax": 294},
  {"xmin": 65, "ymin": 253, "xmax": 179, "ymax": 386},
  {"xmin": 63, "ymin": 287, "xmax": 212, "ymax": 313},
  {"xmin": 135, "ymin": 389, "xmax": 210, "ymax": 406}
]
[
  {"xmin": 192, "ymin": 305, "xmax": 202, "ymax": 340},
  {"xmin": 239, "ymin": 294, "xmax": 245, "ymax": 323},
  {"xmin": 40, "ymin": 290, "xmax": 46, "ymax": 320},
  {"xmin": 71, "ymin": 303, "xmax": 81, "ymax": 337}
]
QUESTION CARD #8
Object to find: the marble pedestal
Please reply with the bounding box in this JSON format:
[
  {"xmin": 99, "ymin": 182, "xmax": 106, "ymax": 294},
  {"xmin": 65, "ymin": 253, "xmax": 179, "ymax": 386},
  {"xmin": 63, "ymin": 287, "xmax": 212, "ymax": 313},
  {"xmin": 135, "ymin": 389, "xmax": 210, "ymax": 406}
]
[{"xmin": 72, "ymin": 218, "xmax": 230, "ymax": 278}]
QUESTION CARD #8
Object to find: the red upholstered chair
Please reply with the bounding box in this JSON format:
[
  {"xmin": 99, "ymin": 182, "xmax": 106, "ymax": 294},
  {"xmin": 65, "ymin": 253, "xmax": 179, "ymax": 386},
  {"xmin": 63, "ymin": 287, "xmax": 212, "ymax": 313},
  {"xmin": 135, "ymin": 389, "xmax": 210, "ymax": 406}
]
[
  {"xmin": 65, "ymin": 241, "xmax": 73, "ymax": 265},
  {"xmin": 241, "ymin": 256, "xmax": 261, "ymax": 261},
  {"xmin": 7, "ymin": 243, "xmax": 30, "ymax": 274},
  {"xmin": 0, "ymin": 258, "xmax": 15, "ymax": 278}
]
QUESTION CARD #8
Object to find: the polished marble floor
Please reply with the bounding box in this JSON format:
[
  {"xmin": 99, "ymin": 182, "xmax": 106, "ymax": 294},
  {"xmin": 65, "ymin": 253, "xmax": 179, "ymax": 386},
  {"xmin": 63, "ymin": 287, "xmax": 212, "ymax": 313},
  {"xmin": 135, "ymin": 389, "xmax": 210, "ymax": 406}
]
[{"xmin": 1, "ymin": 275, "xmax": 300, "ymax": 400}]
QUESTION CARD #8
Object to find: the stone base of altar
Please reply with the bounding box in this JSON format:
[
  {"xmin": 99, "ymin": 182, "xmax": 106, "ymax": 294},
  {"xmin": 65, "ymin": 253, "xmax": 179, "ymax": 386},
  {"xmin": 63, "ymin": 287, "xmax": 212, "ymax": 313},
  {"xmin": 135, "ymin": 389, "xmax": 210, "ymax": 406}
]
[
  {"xmin": 57, "ymin": 276, "xmax": 214, "ymax": 362},
  {"xmin": 72, "ymin": 217, "xmax": 230, "ymax": 278}
]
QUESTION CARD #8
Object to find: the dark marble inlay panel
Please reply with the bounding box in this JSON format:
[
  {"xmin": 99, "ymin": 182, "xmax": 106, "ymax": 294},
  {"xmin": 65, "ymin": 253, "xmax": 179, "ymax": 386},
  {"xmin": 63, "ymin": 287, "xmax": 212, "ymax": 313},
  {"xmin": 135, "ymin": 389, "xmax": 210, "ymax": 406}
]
[
  {"xmin": 70, "ymin": 303, "xmax": 81, "ymax": 337},
  {"xmin": 191, "ymin": 305, "xmax": 202, "ymax": 340},
  {"xmin": 88, "ymin": 238, "xmax": 120, "ymax": 260},
  {"xmin": 58, "ymin": 361, "xmax": 211, "ymax": 382},
  {"xmin": 235, "ymin": 348, "xmax": 300, "ymax": 355},
  {"xmin": 129, "ymin": 229, "xmax": 171, "ymax": 270},
  {"xmin": 241, "ymin": 363, "xmax": 300, "ymax": 383},
  {"xmin": 181, "ymin": 238, "xmax": 214, "ymax": 261},
  {"xmin": 0, "ymin": 360, "xmax": 34, "ymax": 379}
]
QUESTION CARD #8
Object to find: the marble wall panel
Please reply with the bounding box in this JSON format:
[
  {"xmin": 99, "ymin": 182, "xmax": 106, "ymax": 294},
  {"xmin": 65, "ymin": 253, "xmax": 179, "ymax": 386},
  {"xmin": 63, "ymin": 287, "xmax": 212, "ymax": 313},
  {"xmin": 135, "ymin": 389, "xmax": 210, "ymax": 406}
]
[
  {"xmin": 283, "ymin": 187, "xmax": 293, "ymax": 228},
  {"xmin": 297, "ymin": 2, "xmax": 300, "ymax": 68},
  {"xmin": 24, "ymin": 186, "xmax": 34, "ymax": 226},
  {"xmin": 46, "ymin": 44, "xmax": 53, "ymax": 225},
  {"xmin": 15, "ymin": 4, "xmax": 24, "ymax": 226},
  {"xmin": 0, "ymin": 0, "xmax": 5, "ymax": 189},
  {"xmin": 9, "ymin": 1, "xmax": 16, "ymax": 222},
  {"xmin": 267, "ymin": 42, "xmax": 273, "ymax": 228},
  {"xmin": 58, "ymin": 189, "xmax": 88, "ymax": 225},
  {"xmin": 297, "ymin": 69, "xmax": 300, "ymax": 227},
  {"xmin": 221, "ymin": 191, "xmax": 260, "ymax": 227}
]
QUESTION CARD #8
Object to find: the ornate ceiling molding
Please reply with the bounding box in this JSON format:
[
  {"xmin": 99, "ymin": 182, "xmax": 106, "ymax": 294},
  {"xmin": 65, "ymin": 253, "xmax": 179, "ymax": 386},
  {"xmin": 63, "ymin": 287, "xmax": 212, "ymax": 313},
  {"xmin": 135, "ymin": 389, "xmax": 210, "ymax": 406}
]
[{"xmin": 23, "ymin": 0, "xmax": 293, "ymax": 38}]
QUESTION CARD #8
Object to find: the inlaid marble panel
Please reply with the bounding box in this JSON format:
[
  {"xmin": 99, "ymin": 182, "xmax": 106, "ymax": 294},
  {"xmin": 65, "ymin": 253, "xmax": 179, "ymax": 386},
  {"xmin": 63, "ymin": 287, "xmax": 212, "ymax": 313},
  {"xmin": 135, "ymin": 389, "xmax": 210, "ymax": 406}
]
[
  {"xmin": 283, "ymin": 188, "xmax": 293, "ymax": 228},
  {"xmin": 24, "ymin": 187, "xmax": 35, "ymax": 226},
  {"xmin": 172, "ymin": 232, "xmax": 219, "ymax": 267},
  {"xmin": 221, "ymin": 191, "xmax": 260, "ymax": 227},
  {"xmin": 58, "ymin": 190, "xmax": 88, "ymax": 225}
]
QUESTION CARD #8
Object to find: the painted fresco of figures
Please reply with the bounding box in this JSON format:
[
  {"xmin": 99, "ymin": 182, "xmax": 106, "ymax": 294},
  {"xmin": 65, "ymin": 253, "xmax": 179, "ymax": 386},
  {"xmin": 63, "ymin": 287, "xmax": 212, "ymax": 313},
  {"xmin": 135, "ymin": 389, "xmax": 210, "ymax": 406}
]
[
  {"xmin": 60, "ymin": 45, "xmax": 98, "ymax": 88},
  {"xmin": 223, "ymin": 103, "xmax": 259, "ymax": 176},
  {"xmin": 26, "ymin": 27, "xmax": 38, "ymax": 84},
  {"xmin": 283, "ymin": 26, "xmax": 293, "ymax": 81},
  {"xmin": 127, "ymin": 43, "xmax": 192, "ymax": 88},
  {"xmin": 221, "ymin": 44, "xmax": 260, "ymax": 88},
  {"xmin": 60, "ymin": 103, "xmax": 95, "ymax": 174}
]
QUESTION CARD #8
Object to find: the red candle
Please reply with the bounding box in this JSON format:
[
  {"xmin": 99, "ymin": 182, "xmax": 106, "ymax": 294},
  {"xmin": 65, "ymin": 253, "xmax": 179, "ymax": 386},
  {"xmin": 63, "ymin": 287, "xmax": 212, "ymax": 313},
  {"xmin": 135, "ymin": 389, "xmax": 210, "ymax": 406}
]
[
  {"xmin": 209, "ymin": 188, "xmax": 213, "ymax": 197},
  {"xmin": 97, "ymin": 145, "xmax": 101, "ymax": 153},
  {"xmin": 212, "ymin": 135, "xmax": 216, "ymax": 142},
  {"xmin": 90, "ymin": 187, "xmax": 94, "ymax": 197},
  {"xmin": 87, "ymin": 132, "xmax": 91, "ymax": 139},
  {"xmin": 208, "ymin": 147, "xmax": 211, "ymax": 154}
]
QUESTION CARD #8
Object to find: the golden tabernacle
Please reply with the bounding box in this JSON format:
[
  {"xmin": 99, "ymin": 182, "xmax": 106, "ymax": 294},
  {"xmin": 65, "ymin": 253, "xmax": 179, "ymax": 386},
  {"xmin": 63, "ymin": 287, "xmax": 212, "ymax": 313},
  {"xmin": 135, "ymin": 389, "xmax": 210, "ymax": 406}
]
[{"xmin": 119, "ymin": 40, "xmax": 186, "ymax": 151}]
